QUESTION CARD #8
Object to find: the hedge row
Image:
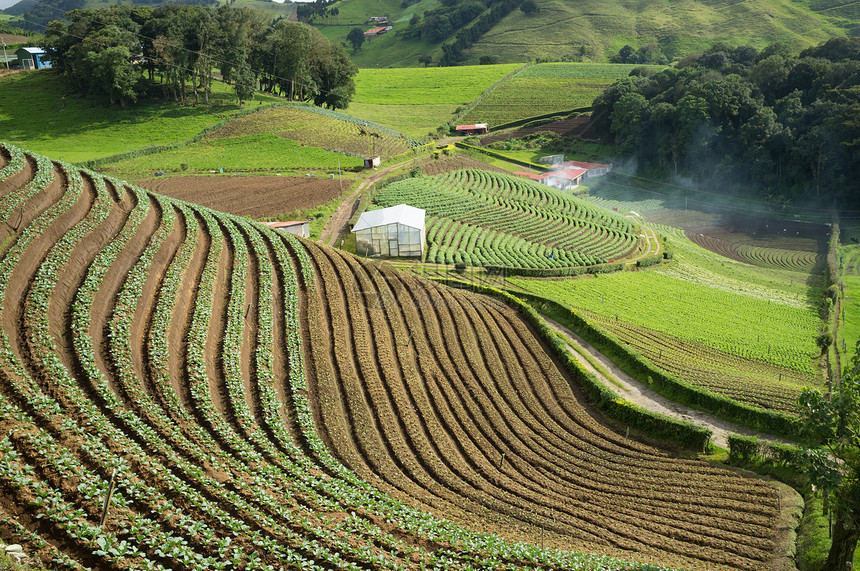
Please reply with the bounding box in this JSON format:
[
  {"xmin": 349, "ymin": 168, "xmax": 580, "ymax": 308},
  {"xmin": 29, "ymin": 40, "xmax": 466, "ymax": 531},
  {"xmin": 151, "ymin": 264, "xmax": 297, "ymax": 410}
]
[
  {"xmin": 636, "ymin": 255, "xmax": 663, "ymax": 268},
  {"xmin": 728, "ymin": 434, "xmax": 799, "ymax": 467},
  {"xmin": 484, "ymin": 261, "xmax": 625, "ymax": 277},
  {"xmin": 514, "ymin": 291, "xmax": 804, "ymax": 440},
  {"xmin": 435, "ymin": 278, "xmax": 713, "ymax": 450},
  {"xmin": 491, "ymin": 107, "xmax": 592, "ymax": 132}
]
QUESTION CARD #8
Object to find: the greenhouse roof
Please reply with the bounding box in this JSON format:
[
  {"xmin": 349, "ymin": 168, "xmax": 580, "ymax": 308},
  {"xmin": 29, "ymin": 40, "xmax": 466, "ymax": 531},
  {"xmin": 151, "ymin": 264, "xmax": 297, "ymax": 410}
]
[{"xmin": 353, "ymin": 204, "xmax": 425, "ymax": 232}]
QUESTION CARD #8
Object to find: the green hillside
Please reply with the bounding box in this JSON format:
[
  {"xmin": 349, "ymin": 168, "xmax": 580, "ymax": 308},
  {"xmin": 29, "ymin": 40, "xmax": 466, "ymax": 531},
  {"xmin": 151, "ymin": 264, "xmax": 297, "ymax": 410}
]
[{"xmin": 314, "ymin": 0, "xmax": 852, "ymax": 66}]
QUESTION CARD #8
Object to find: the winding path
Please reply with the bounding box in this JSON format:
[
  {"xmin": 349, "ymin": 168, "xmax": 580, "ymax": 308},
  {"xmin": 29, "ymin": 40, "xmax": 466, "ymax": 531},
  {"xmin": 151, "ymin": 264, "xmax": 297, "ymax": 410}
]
[{"xmin": 319, "ymin": 159, "xmax": 415, "ymax": 247}]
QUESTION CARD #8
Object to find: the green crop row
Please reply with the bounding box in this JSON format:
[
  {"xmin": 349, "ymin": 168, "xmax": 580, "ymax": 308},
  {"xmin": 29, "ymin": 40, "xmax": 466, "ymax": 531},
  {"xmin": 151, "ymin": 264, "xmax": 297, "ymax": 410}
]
[
  {"xmin": 512, "ymin": 292, "xmax": 804, "ymax": 440},
  {"xmin": 0, "ymin": 143, "xmax": 682, "ymax": 571},
  {"xmin": 516, "ymin": 62, "xmax": 667, "ymax": 79},
  {"xmin": 511, "ymin": 268, "xmax": 819, "ymax": 375},
  {"xmin": 376, "ymin": 169, "xmax": 638, "ymax": 268}
]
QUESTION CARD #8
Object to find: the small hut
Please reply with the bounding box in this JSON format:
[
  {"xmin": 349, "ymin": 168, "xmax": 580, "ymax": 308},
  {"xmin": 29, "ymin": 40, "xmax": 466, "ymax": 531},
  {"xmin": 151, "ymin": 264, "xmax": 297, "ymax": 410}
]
[
  {"xmin": 15, "ymin": 47, "xmax": 50, "ymax": 69},
  {"xmin": 261, "ymin": 220, "xmax": 310, "ymax": 238}
]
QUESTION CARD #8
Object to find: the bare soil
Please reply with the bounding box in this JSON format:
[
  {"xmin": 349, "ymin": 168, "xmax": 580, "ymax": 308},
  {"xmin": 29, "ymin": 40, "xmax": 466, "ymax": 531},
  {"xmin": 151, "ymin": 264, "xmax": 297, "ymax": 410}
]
[
  {"xmin": 479, "ymin": 115, "xmax": 597, "ymax": 145},
  {"xmin": 137, "ymin": 175, "xmax": 343, "ymax": 218}
]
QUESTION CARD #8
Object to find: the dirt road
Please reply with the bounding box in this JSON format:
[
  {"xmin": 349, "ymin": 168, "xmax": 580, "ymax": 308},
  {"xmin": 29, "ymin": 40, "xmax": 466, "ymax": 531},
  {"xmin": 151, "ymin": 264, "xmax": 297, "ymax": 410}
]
[
  {"xmin": 319, "ymin": 159, "xmax": 414, "ymax": 247},
  {"xmin": 546, "ymin": 317, "xmax": 795, "ymax": 449}
]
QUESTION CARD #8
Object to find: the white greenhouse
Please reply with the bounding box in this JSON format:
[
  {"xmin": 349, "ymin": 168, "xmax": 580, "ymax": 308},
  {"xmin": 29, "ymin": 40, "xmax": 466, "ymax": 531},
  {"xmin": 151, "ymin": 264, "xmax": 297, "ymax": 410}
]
[{"xmin": 353, "ymin": 204, "xmax": 425, "ymax": 258}]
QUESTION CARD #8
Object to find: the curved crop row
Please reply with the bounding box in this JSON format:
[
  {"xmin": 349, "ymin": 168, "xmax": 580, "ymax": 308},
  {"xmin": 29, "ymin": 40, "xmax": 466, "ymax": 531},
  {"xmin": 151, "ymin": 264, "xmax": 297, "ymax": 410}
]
[
  {"xmin": 376, "ymin": 169, "xmax": 638, "ymax": 267},
  {"xmin": 0, "ymin": 143, "xmax": 783, "ymax": 571}
]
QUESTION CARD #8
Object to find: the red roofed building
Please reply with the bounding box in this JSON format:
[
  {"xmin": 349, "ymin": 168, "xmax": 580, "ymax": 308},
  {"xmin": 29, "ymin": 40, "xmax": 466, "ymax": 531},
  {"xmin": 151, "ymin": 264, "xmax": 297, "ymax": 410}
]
[
  {"xmin": 535, "ymin": 167, "xmax": 587, "ymax": 190},
  {"xmin": 552, "ymin": 160, "xmax": 612, "ymax": 179},
  {"xmin": 364, "ymin": 26, "xmax": 392, "ymax": 36},
  {"xmin": 455, "ymin": 123, "xmax": 489, "ymax": 135},
  {"xmin": 513, "ymin": 171, "xmax": 542, "ymax": 180}
]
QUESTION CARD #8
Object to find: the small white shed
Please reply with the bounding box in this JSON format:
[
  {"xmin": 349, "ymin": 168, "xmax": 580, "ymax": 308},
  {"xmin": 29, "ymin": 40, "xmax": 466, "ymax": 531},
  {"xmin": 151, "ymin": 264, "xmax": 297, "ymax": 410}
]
[{"xmin": 353, "ymin": 204, "xmax": 425, "ymax": 258}]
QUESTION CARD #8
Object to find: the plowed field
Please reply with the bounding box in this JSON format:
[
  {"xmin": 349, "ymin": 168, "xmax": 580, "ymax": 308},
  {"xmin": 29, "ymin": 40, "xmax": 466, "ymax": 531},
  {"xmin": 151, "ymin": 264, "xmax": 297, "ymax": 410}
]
[
  {"xmin": 0, "ymin": 142, "xmax": 786, "ymax": 570},
  {"xmin": 137, "ymin": 174, "xmax": 343, "ymax": 218}
]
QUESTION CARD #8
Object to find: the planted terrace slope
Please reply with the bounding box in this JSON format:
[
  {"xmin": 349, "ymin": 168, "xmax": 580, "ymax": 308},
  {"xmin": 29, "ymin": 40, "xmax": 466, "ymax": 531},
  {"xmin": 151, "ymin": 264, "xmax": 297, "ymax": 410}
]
[
  {"xmin": 375, "ymin": 169, "xmax": 639, "ymax": 268},
  {"xmin": 0, "ymin": 143, "xmax": 780, "ymax": 570}
]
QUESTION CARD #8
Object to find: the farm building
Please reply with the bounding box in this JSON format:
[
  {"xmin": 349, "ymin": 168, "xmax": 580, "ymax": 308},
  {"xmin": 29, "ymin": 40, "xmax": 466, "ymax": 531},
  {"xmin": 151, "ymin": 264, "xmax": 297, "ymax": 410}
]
[
  {"xmin": 535, "ymin": 167, "xmax": 587, "ymax": 190},
  {"xmin": 364, "ymin": 26, "xmax": 393, "ymax": 37},
  {"xmin": 260, "ymin": 220, "xmax": 310, "ymax": 238},
  {"xmin": 538, "ymin": 154, "xmax": 565, "ymax": 165},
  {"xmin": 552, "ymin": 160, "xmax": 612, "ymax": 179},
  {"xmin": 353, "ymin": 204, "xmax": 425, "ymax": 258},
  {"xmin": 364, "ymin": 156, "xmax": 381, "ymax": 169},
  {"xmin": 456, "ymin": 123, "xmax": 489, "ymax": 135},
  {"xmin": 15, "ymin": 47, "xmax": 50, "ymax": 69}
]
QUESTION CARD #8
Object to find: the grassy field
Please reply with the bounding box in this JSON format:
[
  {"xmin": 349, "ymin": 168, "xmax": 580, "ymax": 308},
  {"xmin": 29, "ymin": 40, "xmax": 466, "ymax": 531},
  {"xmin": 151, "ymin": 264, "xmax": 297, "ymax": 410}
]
[
  {"xmin": 511, "ymin": 267, "xmax": 820, "ymax": 373},
  {"xmin": 461, "ymin": 62, "xmax": 663, "ymax": 126},
  {"xmin": 0, "ymin": 70, "xmax": 279, "ymax": 163},
  {"xmin": 838, "ymin": 244, "xmax": 860, "ymax": 359},
  {"xmin": 349, "ymin": 64, "xmax": 520, "ymax": 137},
  {"xmin": 311, "ymin": 0, "xmax": 851, "ymax": 66},
  {"xmin": 100, "ymin": 132, "xmax": 364, "ymax": 178},
  {"xmin": 203, "ymin": 105, "xmax": 414, "ymax": 159},
  {"xmin": 460, "ymin": 0, "xmax": 846, "ymax": 64}
]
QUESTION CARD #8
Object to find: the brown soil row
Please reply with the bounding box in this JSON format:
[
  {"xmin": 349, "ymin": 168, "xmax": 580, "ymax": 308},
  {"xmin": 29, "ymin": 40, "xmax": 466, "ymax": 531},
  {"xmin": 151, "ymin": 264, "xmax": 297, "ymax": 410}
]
[
  {"xmin": 0, "ymin": 145, "xmax": 790, "ymax": 571},
  {"xmin": 300, "ymin": 237, "xmax": 781, "ymax": 570},
  {"xmin": 0, "ymin": 152, "xmax": 437, "ymax": 570},
  {"xmin": 137, "ymin": 175, "xmax": 343, "ymax": 218}
]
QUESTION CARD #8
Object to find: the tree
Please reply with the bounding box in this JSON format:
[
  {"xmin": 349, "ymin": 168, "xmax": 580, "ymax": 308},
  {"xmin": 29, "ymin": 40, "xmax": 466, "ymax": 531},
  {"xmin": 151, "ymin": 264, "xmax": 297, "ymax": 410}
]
[
  {"xmin": 520, "ymin": 0, "xmax": 539, "ymax": 14},
  {"xmin": 479, "ymin": 55, "xmax": 499, "ymax": 65},
  {"xmin": 418, "ymin": 54, "xmax": 432, "ymax": 67},
  {"xmin": 346, "ymin": 27, "xmax": 364, "ymax": 53},
  {"xmin": 796, "ymin": 347, "xmax": 860, "ymax": 570}
]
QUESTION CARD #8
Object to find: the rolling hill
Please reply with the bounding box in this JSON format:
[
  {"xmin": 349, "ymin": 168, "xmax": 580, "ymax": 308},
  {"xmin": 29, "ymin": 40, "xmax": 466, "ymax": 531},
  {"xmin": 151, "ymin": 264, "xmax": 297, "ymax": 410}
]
[
  {"xmin": 315, "ymin": 0, "xmax": 852, "ymax": 66},
  {"xmin": 0, "ymin": 141, "xmax": 793, "ymax": 569}
]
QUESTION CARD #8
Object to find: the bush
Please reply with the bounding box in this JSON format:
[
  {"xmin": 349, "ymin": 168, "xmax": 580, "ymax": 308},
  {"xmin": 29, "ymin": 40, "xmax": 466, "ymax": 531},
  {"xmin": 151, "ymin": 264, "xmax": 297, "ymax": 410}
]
[
  {"xmin": 636, "ymin": 255, "xmax": 662, "ymax": 268},
  {"xmin": 663, "ymin": 250, "xmax": 674, "ymax": 259},
  {"xmin": 454, "ymin": 262, "xmax": 467, "ymax": 274},
  {"xmin": 816, "ymin": 331, "xmax": 833, "ymax": 353},
  {"xmin": 728, "ymin": 434, "xmax": 761, "ymax": 464}
]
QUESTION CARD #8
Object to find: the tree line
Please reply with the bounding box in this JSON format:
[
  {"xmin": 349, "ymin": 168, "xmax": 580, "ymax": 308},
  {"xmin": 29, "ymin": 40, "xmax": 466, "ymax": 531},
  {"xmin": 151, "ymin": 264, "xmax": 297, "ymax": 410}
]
[
  {"xmin": 591, "ymin": 39, "xmax": 860, "ymax": 213},
  {"xmin": 43, "ymin": 4, "xmax": 357, "ymax": 108}
]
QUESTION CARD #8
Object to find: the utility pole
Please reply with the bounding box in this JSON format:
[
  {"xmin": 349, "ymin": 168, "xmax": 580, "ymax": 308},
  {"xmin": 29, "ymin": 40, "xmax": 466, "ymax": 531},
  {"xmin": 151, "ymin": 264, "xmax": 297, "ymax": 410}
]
[{"xmin": 2, "ymin": 42, "xmax": 8, "ymax": 70}]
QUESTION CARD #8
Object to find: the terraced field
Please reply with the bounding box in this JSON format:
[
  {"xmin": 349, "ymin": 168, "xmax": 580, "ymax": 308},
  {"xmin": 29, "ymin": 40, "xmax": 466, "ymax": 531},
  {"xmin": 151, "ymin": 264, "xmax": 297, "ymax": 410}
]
[
  {"xmin": 0, "ymin": 143, "xmax": 785, "ymax": 570},
  {"xmin": 460, "ymin": 63, "xmax": 665, "ymax": 127},
  {"xmin": 587, "ymin": 316, "xmax": 812, "ymax": 413},
  {"xmin": 203, "ymin": 105, "xmax": 416, "ymax": 160},
  {"xmin": 375, "ymin": 169, "xmax": 639, "ymax": 267},
  {"xmin": 686, "ymin": 233, "xmax": 824, "ymax": 272}
]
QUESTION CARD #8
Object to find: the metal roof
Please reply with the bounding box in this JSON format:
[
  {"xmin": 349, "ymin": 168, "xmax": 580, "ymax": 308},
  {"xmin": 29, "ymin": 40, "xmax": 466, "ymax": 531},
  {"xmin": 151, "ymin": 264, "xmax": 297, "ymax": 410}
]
[
  {"xmin": 536, "ymin": 167, "xmax": 587, "ymax": 181},
  {"xmin": 17, "ymin": 47, "xmax": 45, "ymax": 55},
  {"xmin": 261, "ymin": 221, "xmax": 307, "ymax": 228},
  {"xmin": 353, "ymin": 204, "xmax": 425, "ymax": 232}
]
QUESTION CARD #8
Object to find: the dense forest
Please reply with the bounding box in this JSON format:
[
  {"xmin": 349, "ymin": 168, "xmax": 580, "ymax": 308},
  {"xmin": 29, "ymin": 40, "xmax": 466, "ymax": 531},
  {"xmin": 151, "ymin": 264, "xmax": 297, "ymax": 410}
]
[
  {"xmin": 42, "ymin": 4, "xmax": 357, "ymax": 108},
  {"xmin": 592, "ymin": 39, "xmax": 860, "ymax": 214}
]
